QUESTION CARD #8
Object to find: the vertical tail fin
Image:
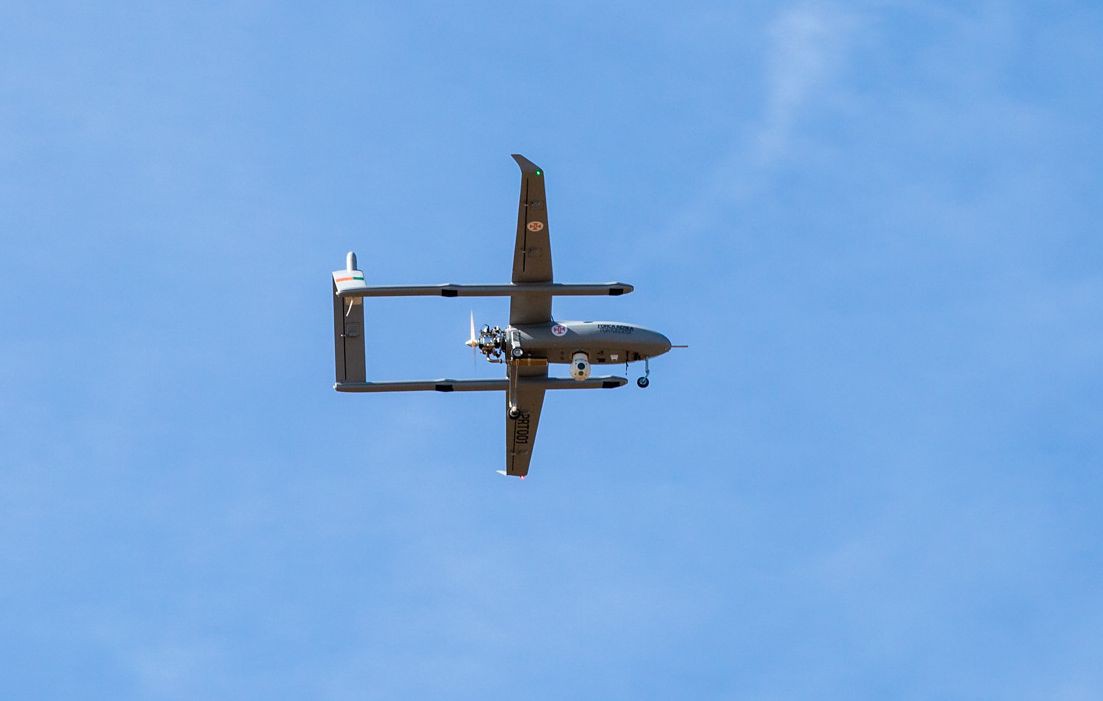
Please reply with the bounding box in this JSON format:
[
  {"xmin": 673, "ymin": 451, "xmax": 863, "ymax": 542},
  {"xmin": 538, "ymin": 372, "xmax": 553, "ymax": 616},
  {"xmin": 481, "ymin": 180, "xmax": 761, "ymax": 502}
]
[{"xmin": 332, "ymin": 252, "xmax": 366, "ymax": 384}]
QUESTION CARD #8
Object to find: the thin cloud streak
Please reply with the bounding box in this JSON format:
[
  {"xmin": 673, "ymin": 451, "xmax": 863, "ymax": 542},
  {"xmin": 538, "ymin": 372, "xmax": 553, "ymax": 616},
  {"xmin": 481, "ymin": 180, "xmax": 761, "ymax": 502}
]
[{"xmin": 648, "ymin": 3, "xmax": 860, "ymax": 252}]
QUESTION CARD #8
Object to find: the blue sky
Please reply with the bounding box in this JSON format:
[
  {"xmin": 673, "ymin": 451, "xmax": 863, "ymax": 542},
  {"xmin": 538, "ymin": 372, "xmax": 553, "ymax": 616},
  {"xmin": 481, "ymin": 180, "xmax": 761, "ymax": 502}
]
[{"xmin": 2, "ymin": 2, "xmax": 1102, "ymax": 698}]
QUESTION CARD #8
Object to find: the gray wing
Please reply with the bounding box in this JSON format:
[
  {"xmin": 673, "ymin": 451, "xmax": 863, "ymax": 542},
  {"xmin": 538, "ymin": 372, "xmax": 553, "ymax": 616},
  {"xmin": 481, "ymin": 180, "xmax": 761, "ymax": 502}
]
[
  {"xmin": 510, "ymin": 154, "xmax": 554, "ymax": 325},
  {"xmin": 506, "ymin": 364, "xmax": 547, "ymax": 477}
]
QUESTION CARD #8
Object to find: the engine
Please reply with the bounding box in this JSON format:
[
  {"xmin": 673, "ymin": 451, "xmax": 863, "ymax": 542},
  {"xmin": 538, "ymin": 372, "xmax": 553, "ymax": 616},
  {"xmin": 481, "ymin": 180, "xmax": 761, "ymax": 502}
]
[{"xmin": 570, "ymin": 352, "xmax": 591, "ymax": 381}]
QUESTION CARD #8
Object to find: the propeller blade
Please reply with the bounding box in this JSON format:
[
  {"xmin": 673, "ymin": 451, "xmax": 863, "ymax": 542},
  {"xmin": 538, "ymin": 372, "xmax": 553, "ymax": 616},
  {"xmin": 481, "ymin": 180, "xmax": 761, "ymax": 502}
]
[
  {"xmin": 465, "ymin": 310, "xmax": 478, "ymax": 348},
  {"xmin": 467, "ymin": 310, "xmax": 478, "ymax": 371}
]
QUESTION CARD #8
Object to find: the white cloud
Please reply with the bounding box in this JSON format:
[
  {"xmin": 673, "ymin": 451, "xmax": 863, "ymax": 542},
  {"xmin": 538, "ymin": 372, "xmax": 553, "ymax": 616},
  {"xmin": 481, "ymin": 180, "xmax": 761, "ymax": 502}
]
[
  {"xmin": 755, "ymin": 3, "xmax": 857, "ymax": 166},
  {"xmin": 652, "ymin": 3, "xmax": 860, "ymax": 249}
]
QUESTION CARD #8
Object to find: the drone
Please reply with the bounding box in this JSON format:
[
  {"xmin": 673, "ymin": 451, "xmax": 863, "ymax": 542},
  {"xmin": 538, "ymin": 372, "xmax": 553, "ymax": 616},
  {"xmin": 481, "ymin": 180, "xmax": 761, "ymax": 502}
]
[{"xmin": 331, "ymin": 154, "xmax": 680, "ymax": 478}]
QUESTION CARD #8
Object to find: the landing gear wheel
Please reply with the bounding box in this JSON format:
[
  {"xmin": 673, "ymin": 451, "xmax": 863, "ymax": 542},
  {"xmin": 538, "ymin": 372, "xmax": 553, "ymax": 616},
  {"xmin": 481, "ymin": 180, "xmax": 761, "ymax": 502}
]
[
  {"xmin": 508, "ymin": 407, "xmax": 520, "ymax": 419},
  {"xmin": 637, "ymin": 377, "xmax": 650, "ymax": 388},
  {"xmin": 511, "ymin": 347, "xmax": 524, "ymax": 359}
]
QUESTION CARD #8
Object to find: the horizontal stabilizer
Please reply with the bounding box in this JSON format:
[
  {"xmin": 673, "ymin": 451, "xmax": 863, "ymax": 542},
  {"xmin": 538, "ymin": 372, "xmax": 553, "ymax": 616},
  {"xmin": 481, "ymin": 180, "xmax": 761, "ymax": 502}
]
[
  {"xmin": 334, "ymin": 376, "xmax": 628, "ymax": 393},
  {"xmin": 334, "ymin": 282, "xmax": 633, "ymax": 299}
]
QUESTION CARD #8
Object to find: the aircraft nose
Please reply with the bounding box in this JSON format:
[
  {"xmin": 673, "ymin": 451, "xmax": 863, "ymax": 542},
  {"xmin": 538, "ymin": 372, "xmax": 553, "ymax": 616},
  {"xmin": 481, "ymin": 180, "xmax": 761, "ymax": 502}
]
[{"xmin": 653, "ymin": 331, "xmax": 672, "ymax": 355}]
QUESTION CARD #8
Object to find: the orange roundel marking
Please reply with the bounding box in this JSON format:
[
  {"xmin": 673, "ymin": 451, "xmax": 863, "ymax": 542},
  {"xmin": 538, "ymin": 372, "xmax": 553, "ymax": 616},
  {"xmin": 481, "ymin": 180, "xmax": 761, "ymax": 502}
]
[{"xmin": 526, "ymin": 221, "xmax": 544, "ymax": 232}]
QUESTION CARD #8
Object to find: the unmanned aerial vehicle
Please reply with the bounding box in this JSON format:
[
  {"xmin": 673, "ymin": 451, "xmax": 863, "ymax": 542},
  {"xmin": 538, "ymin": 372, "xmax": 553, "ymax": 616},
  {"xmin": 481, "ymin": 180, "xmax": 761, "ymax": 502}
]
[{"xmin": 331, "ymin": 155, "xmax": 679, "ymax": 477}]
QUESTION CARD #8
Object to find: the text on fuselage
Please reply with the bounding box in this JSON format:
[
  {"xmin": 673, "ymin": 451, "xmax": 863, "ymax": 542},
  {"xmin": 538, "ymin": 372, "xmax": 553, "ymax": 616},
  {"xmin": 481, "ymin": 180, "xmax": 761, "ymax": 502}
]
[{"xmin": 597, "ymin": 324, "xmax": 634, "ymax": 334}]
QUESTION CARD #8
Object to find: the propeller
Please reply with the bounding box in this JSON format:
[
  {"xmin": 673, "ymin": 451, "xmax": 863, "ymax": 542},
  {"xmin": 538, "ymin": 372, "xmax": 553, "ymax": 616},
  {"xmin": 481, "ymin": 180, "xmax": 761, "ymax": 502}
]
[
  {"xmin": 465, "ymin": 310, "xmax": 479, "ymax": 370},
  {"xmin": 466, "ymin": 310, "xmax": 479, "ymax": 349}
]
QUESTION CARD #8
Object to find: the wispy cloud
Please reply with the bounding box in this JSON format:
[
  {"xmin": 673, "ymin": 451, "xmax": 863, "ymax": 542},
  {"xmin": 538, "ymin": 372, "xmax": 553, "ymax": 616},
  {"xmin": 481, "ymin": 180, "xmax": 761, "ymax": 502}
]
[
  {"xmin": 652, "ymin": 3, "xmax": 860, "ymax": 248},
  {"xmin": 755, "ymin": 3, "xmax": 857, "ymax": 166}
]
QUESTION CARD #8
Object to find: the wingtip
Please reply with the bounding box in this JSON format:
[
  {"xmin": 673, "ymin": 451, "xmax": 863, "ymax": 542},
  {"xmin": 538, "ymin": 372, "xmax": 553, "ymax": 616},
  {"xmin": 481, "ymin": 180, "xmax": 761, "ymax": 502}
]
[{"xmin": 511, "ymin": 154, "xmax": 542, "ymax": 174}]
